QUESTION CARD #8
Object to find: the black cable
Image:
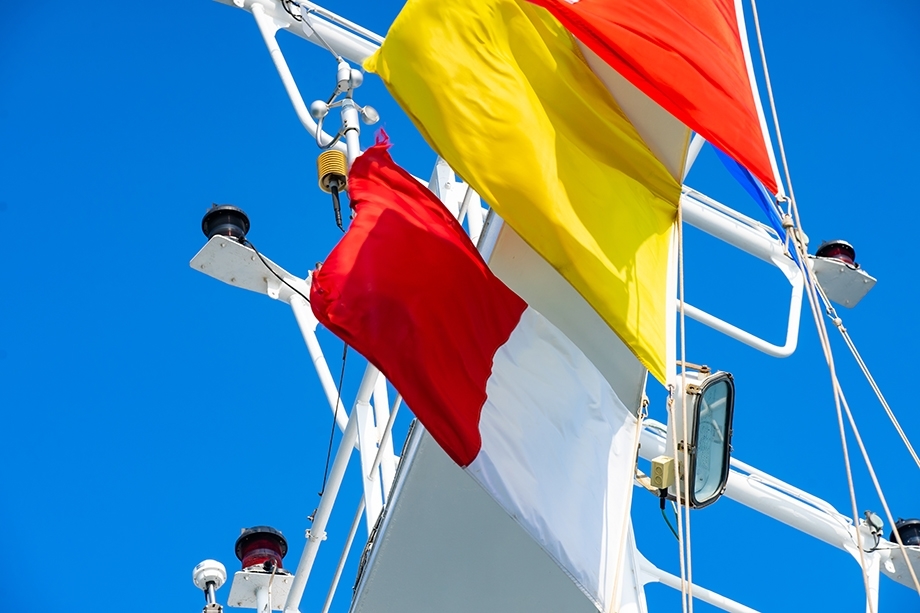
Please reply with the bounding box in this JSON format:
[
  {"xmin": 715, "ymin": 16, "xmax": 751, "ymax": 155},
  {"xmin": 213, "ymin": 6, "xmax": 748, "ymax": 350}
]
[
  {"xmin": 660, "ymin": 507, "xmax": 680, "ymax": 541},
  {"xmin": 280, "ymin": 0, "xmax": 303, "ymax": 21},
  {"xmin": 318, "ymin": 342, "xmax": 348, "ymax": 497},
  {"xmin": 331, "ymin": 184, "xmax": 345, "ymax": 232},
  {"xmin": 243, "ymin": 240, "xmax": 311, "ymax": 304},
  {"xmin": 863, "ymin": 533, "xmax": 882, "ymax": 553},
  {"xmin": 659, "ymin": 490, "xmax": 680, "ymax": 541}
]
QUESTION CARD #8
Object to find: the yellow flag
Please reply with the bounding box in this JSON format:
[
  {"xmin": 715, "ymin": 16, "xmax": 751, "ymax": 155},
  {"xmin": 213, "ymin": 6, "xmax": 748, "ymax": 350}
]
[{"xmin": 365, "ymin": 0, "xmax": 680, "ymax": 383}]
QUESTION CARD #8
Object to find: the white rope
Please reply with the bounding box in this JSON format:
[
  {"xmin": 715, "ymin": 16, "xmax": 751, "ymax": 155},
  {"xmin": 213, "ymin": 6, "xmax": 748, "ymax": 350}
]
[
  {"xmin": 736, "ymin": 1, "xmax": 918, "ymax": 602},
  {"xmin": 676, "ymin": 205, "xmax": 695, "ymax": 613},
  {"xmin": 747, "ymin": 0, "xmax": 883, "ymax": 605},
  {"xmin": 790, "ymin": 215, "xmax": 876, "ymax": 609},
  {"xmin": 833, "ymin": 373, "xmax": 920, "ymax": 594},
  {"xmin": 804, "ymin": 266, "xmax": 920, "ymax": 599},
  {"xmin": 748, "ymin": 0, "xmax": 795, "ymax": 209},
  {"xmin": 609, "ymin": 405, "xmax": 647, "ymax": 611},
  {"xmin": 799, "ymin": 275, "xmax": 920, "ymax": 597},
  {"xmin": 666, "ymin": 388, "xmax": 689, "ymax": 613},
  {"xmin": 815, "ymin": 284, "xmax": 920, "ymax": 472}
]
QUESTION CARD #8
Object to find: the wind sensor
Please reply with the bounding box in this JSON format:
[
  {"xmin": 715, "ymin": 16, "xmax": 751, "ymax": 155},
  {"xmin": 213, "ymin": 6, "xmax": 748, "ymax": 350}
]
[{"xmin": 309, "ymin": 58, "xmax": 379, "ymax": 232}]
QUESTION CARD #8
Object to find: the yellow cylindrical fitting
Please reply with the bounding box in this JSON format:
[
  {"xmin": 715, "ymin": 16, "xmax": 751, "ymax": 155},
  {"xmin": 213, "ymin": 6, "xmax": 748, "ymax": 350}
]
[{"xmin": 317, "ymin": 150, "xmax": 347, "ymax": 193}]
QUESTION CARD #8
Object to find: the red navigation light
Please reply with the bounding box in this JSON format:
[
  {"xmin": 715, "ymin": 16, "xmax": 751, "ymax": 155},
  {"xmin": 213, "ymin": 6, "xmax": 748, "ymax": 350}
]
[
  {"xmin": 235, "ymin": 526, "xmax": 288, "ymax": 570},
  {"xmin": 815, "ymin": 240, "xmax": 857, "ymax": 267}
]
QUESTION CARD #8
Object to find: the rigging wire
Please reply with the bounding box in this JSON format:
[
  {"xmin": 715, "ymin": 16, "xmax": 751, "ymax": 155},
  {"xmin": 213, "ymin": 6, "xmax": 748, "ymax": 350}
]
[
  {"xmin": 763, "ymin": 202, "xmax": 919, "ymax": 598},
  {"xmin": 676, "ymin": 204, "xmax": 694, "ymax": 613},
  {"xmin": 815, "ymin": 283, "xmax": 920, "ymax": 472},
  {"xmin": 837, "ymin": 381, "xmax": 917, "ymax": 556},
  {"xmin": 666, "ymin": 389, "xmax": 690, "ymax": 613},
  {"xmin": 610, "ymin": 403, "xmax": 646, "ymax": 610},
  {"xmin": 784, "ymin": 173, "xmax": 877, "ymax": 608},
  {"xmin": 318, "ymin": 342, "xmax": 349, "ymax": 498},
  {"xmin": 751, "ymin": 0, "xmax": 920, "ymax": 596},
  {"xmin": 821, "ymin": 332, "xmax": 920, "ymax": 593},
  {"xmin": 748, "ymin": 0, "xmax": 795, "ymax": 212},
  {"xmin": 834, "ymin": 371, "xmax": 920, "ymax": 593},
  {"xmin": 745, "ymin": 0, "xmax": 917, "ymax": 606}
]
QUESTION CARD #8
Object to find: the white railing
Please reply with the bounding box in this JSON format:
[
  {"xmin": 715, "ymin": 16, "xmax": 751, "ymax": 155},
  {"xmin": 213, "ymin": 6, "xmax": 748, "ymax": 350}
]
[{"xmin": 680, "ymin": 188, "xmax": 803, "ymax": 357}]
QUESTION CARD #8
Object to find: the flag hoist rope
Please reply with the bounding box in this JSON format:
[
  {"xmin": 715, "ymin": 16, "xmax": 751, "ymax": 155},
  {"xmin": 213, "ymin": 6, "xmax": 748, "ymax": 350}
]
[
  {"xmin": 610, "ymin": 213, "xmax": 692, "ymax": 612},
  {"xmin": 678, "ymin": 206, "xmax": 695, "ymax": 613},
  {"xmin": 756, "ymin": 37, "xmax": 879, "ymax": 613},
  {"xmin": 674, "ymin": 205, "xmax": 693, "ymax": 613},
  {"xmin": 791, "ymin": 225, "xmax": 920, "ymax": 601},
  {"xmin": 749, "ymin": 0, "xmax": 920, "ymax": 600},
  {"xmin": 610, "ymin": 401, "xmax": 646, "ymax": 612},
  {"xmin": 666, "ymin": 387, "xmax": 689, "ymax": 613}
]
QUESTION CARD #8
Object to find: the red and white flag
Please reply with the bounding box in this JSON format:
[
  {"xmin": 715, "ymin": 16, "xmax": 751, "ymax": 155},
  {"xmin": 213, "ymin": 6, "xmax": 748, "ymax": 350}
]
[{"xmin": 310, "ymin": 141, "xmax": 639, "ymax": 610}]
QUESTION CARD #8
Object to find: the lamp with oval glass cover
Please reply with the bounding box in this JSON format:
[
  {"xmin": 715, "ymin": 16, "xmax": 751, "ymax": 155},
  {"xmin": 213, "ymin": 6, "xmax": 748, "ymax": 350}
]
[{"xmin": 667, "ymin": 369, "xmax": 735, "ymax": 509}]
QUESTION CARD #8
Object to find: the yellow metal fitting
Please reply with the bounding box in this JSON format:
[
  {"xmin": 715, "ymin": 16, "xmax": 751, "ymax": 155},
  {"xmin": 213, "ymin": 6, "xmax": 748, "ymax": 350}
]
[{"xmin": 317, "ymin": 150, "xmax": 347, "ymax": 193}]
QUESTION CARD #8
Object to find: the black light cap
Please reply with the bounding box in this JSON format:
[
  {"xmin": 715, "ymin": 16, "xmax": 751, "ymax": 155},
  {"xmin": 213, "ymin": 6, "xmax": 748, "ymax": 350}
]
[
  {"xmin": 235, "ymin": 525, "xmax": 288, "ymax": 570},
  {"xmin": 815, "ymin": 239, "xmax": 857, "ymax": 267},
  {"xmin": 890, "ymin": 518, "xmax": 920, "ymax": 547},
  {"xmin": 202, "ymin": 204, "xmax": 250, "ymax": 241}
]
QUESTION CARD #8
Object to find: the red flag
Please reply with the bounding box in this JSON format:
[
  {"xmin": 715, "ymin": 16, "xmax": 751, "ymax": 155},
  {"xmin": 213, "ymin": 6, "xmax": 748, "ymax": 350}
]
[{"xmin": 310, "ymin": 141, "xmax": 526, "ymax": 466}]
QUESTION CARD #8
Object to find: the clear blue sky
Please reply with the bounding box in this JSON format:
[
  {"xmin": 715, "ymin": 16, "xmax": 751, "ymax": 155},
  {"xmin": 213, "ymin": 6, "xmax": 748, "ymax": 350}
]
[{"xmin": 1, "ymin": 1, "xmax": 918, "ymax": 611}]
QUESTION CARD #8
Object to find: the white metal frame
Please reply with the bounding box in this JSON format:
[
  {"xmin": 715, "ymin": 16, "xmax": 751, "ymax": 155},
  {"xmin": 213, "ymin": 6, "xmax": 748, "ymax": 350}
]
[
  {"xmin": 680, "ymin": 188, "xmax": 803, "ymax": 357},
  {"xmin": 282, "ymin": 364, "xmax": 378, "ymax": 613},
  {"xmin": 218, "ymin": 0, "xmax": 381, "ymax": 153},
  {"xmin": 640, "ymin": 420, "xmax": 883, "ymax": 613},
  {"xmin": 188, "ymin": 236, "xmax": 396, "ymax": 609},
  {"xmin": 194, "ymin": 3, "xmax": 912, "ymax": 613},
  {"xmin": 637, "ymin": 551, "xmax": 758, "ymax": 613}
]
